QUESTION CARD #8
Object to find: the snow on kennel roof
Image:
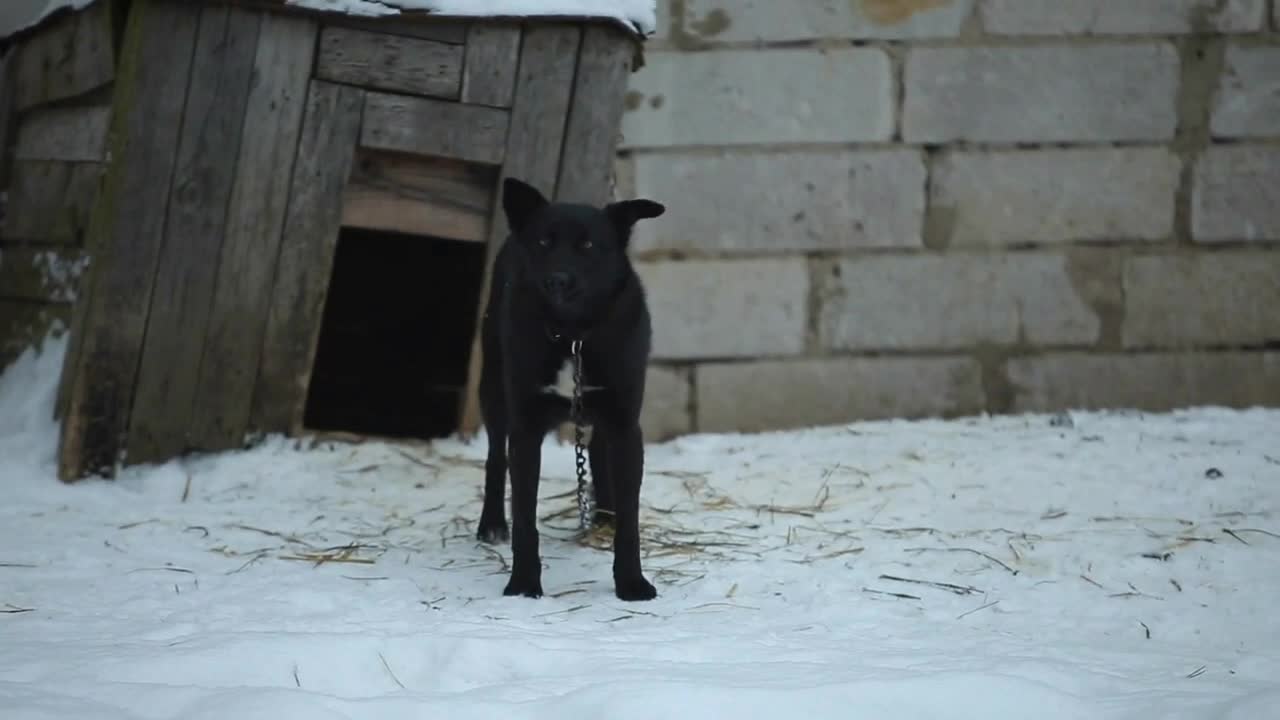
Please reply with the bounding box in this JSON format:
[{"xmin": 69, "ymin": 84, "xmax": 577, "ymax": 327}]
[{"xmin": 1, "ymin": 0, "xmax": 658, "ymax": 41}]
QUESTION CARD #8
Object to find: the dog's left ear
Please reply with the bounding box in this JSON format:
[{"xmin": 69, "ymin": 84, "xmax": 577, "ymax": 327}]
[
  {"xmin": 606, "ymin": 199, "xmax": 665, "ymax": 242},
  {"xmin": 502, "ymin": 177, "xmax": 549, "ymax": 233}
]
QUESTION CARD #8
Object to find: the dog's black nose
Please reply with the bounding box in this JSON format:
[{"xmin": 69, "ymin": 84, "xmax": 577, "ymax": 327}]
[{"xmin": 542, "ymin": 272, "xmax": 575, "ymax": 297}]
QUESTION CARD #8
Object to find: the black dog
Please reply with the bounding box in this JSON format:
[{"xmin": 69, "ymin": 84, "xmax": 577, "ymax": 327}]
[{"xmin": 475, "ymin": 177, "xmax": 665, "ymax": 602}]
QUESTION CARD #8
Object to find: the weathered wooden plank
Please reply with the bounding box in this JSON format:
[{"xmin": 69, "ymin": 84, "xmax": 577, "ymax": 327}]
[
  {"xmin": 57, "ymin": 0, "xmax": 200, "ymax": 481},
  {"xmin": 461, "ymin": 23, "xmax": 521, "ymax": 108},
  {"xmin": 188, "ymin": 14, "xmax": 319, "ymax": 452},
  {"xmin": 13, "ymin": 0, "xmax": 115, "ymax": 112},
  {"xmin": 323, "ymin": 15, "xmax": 468, "ymax": 44},
  {"xmin": 0, "ymin": 49, "xmax": 17, "ymax": 191},
  {"xmin": 14, "ymin": 105, "xmax": 112, "ymax": 162},
  {"xmin": 126, "ymin": 6, "xmax": 263, "ymax": 465},
  {"xmin": 342, "ymin": 151, "xmax": 494, "ymax": 242},
  {"xmin": 361, "ymin": 92, "xmax": 509, "ymax": 165},
  {"xmin": 3, "ymin": 161, "xmax": 103, "ymax": 243},
  {"xmin": 251, "ymin": 80, "xmax": 364, "ymax": 436},
  {"xmin": 0, "ymin": 246, "xmax": 89, "ymax": 303},
  {"xmin": 457, "ymin": 24, "xmax": 582, "ymax": 436},
  {"xmin": 317, "ymin": 26, "xmax": 463, "ymax": 100},
  {"xmin": 555, "ymin": 25, "xmax": 634, "ymax": 206},
  {"xmin": 0, "ymin": 300, "xmax": 71, "ymax": 369}
]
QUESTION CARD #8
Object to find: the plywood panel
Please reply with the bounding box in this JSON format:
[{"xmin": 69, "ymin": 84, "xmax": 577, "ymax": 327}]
[
  {"xmin": 343, "ymin": 150, "xmax": 494, "ymax": 242},
  {"xmin": 317, "ymin": 26, "xmax": 463, "ymax": 99},
  {"xmin": 58, "ymin": 0, "xmax": 200, "ymax": 481},
  {"xmin": 188, "ymin": 13, "xmax": 319, "ymax": 452},
  {"xmin": 457, "ymin": 24, "xmax": 582, "ymax": 436},
  {"xmin": 250, "ymin": 80, "xmax": 364, "ymax": 436},
  {"xmin": 127, "ymin": 6, "xmax": 263, "ymax": 465},
  {"xmin": 361, "ymin": 92, "xmax": 509, "ymax": 165}
]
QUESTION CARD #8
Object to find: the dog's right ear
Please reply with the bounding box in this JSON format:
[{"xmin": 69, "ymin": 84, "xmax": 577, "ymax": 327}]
[{"xmin": 502, "ymin": 177, "xmax": 549, "ymax": 233}]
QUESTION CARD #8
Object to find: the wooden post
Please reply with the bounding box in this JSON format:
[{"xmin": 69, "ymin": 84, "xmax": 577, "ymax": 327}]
[
  {"xmin": 250, "ymin": 80, "xmax": 364, "ymax": 436},
  {"xmin": 187, "ymin": 13, "xmax": 319, "ymax": 452},
  {"xmin": 456, "ymin": 23, "xmax": 582, "ymax": 437},
  {"xmin": 126, "ymin": 6, "xmax": 262, "ymax": 465},
  {"xmin": 555, "ymin": 24, "xmax": 636, "ymax": 206},
  {"xmin": 58, "ymin": 0, "xmax": 200, "ymax": 480}
]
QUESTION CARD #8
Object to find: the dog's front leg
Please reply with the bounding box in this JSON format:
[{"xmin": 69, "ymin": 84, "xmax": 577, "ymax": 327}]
[
  {"xmin": 608, "ymin": 422, "xmax": 657, "ymax": 601},
  {"xmin": 504, "ymin": 422, "xmax": 544, "ymax": 598}
]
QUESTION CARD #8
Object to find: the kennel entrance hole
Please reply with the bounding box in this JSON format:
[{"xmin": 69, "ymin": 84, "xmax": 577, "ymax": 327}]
[{"xmin": 302, "ymin": 227, "xmax": 486, "ymax": 440}]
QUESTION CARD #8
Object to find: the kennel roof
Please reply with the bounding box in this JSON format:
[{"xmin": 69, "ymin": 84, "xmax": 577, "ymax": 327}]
[{"xmin": 0, "ymin": 0, "xmax": 659, "ymax": 41}]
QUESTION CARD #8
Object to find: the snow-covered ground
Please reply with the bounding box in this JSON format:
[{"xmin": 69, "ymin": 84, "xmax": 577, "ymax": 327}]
[{"xmin": 3, "ymin": 335, "xmax": 1279, "ymax": 719}]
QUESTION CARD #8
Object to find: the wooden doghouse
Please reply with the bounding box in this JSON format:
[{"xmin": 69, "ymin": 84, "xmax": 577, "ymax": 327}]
[{"xmin": 0, "ymin": 0, "xmax": 647, "ymax": 481}]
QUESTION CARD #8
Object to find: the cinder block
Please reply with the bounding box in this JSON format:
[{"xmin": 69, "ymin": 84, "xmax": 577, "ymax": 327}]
[
  {"xmin": 820, "ymin": 253, "xmax": 1104, "ymax": 351},
  {"xmin": 696, "ymin": 356, "xmax": 985, "ymax": 433},
  {"xmin": 682, "ymin": 0, "xmax": 973, "ymax": 41},
  {"xmin": 903, "ymin": 45, "xmax": 1179, "ymax": 144},
  {"xmin": 641, "ymin": 365, "xmax": 691, "ymax": 442},
  {"xmin": 1192, "ymin": 146, "xmax": 1280, "ymax": 243},
  {"xmin": 930, "ymin": 149, "xmax": 1179, "ymax": 246},
  {"xmin": 1008, "ymin": 352, "xmax": 1280, "ymax": 412},
  {"xmin": 980, "ymin": 0, "xmax": 1267, "ymax": 34},
  {"xmin": 1122, "ymin": 253, "xmax": 1280, "ymax": 349},
  {"xmin": 638, "ymin": 258, "xmax": 809, "ymax": 360},
  {"xmin": 633, "ymin": 150, "xmax": 925, "ymax": 255},
  {"xmin": 1212, "ymin": 45, "xmax": 1280, "ymax": 140},
  {"xmin": 621, "ymin": 48, "xmax": 894, "ymax": 148}
]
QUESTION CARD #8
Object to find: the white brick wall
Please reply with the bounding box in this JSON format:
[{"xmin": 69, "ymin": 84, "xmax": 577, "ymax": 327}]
[
  {"xmin": 620, "ymin": 48, "xmax": 893, "ymax": 148},
  {"xmin": 930, "ymin": 149, "xmax": 1180, "ymax": 246},
  {"xmin": 638, "ymin": 258, "xmax": 809, "ymax": 360},
  {"xmin": 681, "ymin": 0, "xmax": 973, "ymax": 42},
  {"xmin": 904, "ymin": 45, "xmax": 1180, "ymax": 143},
  {"xmin": 819, "ymin": 253, "xmax": 1102, "ymax": 350},
  {"xmin": 1192, "ymin": 146, "xmax": 1280, "ymax": 243},
  {"xmin": 632, "ymin": 150, "xmax": 925, "ymax": 255},
  {"xmin": 980, "ymin": 0, "xmax": 1267, "ymax": 35},
  {"xmin": 1122, "ymin": 253, "xmax": 1280, "ymax": 348},
  {"xmin": 1212, "ymin": 45, "xmax": 1280, "ymax": 140}
]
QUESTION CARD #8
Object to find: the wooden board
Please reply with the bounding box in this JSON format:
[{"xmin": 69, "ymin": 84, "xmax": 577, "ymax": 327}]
[
  {"xmin": 126, "ymin": 6, "xmax": 263, "ymax": 465},
  {"xmin": 323, "ymin": 15, "xmax": 468, "ymax": 44},
  {"xmin": 187, "ymin": 14, "xmax": 319, "ymax": 452},
  {"xmin": 555, "ymin": 25, "xmax": 634, "ymax": 205},
  {"xmin": 461, "ymin": 23, "xmax": 521, "ymax": 108},
  {"xmin": 457, "ymin": 24, "xmax": 582, "ymax": 436},
  {"xmin": 316, "ymin": 26, "xmax": 463, "ymax": 100},
  {"xmin": 342, "ymin": 150, "xmax": 494, "ymax": 242},
  {"xmin": 361, "ymin": 92, "xmax": 510, "ymax": 166},
  {"xmin": 58, "ymin": 0, "xmax": 201, "ymax": 481},
  {"xmin": 0, "ymin": 49, "xmax": 16, "ymax": 191},
  {"xmin": 0, "ymin": 246, "xmax": 89, "ymax": 302},
  {"xmin": 14, "ymin": 105, "xmax": 112, "ymax": 162},
  {"xmin": 250, "ymin": 80, "xmax": 364, "ymax": 436},
  {"xmin": 3, "ymin": 161, "xmax": 103, "ymax": 243},
  {"xmin": 13, "ymin": 0, "xmax": 115, "ymax": 112}
]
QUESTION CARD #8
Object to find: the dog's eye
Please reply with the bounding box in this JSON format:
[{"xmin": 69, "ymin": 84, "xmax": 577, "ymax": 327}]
[
  {"xmin": 538, "ymin": 237, "xmax": 551, "ymax": 247},
  {"xmin": 581, "ymin": 240, "xmax": 593, "ymax": 250}
]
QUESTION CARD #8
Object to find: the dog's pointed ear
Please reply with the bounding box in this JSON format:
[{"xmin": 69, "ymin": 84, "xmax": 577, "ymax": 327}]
[
  {"xmin": 605, "ymin": 199, "xmax": 665, "ymax": 243},
  {"xmin": 502, "ymin": 177, "xmax": 549, "ymax": 233}
]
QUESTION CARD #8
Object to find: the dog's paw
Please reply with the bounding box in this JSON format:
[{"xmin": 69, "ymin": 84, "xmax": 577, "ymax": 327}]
[
  {"xmin": 503, "ymin": 574, "xmax": 544, "ymax": 599},
  {"xmin": 476, "ymin": 518, "xmax": 509, "ymax": 544},
  {"xmin": 614, "ymin": 575, "xmax": 657, "ymax": 602}
]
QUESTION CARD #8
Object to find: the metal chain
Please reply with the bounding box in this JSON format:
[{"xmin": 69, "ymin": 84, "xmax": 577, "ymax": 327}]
[{"xmin": 571, "ymin": 340, "xmax": 591, "ymax": 531}]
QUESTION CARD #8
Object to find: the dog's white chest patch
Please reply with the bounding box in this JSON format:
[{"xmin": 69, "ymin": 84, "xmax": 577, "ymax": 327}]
[{"xmin": 541, "ymin": 358, "xmax": 604, "ymax": 397}]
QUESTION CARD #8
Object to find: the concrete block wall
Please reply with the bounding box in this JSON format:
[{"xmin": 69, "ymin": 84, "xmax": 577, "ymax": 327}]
[{"xmin": 621, "ymin": 0, "xmax": 1280, "ymax": 441}]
